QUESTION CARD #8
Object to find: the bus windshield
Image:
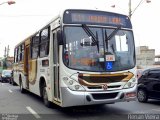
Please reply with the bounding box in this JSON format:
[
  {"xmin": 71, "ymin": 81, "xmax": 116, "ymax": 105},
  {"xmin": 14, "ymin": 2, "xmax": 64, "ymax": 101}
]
[{"xmin": 63, "ymin": 26, "xmax": 135, "ymax": 72}]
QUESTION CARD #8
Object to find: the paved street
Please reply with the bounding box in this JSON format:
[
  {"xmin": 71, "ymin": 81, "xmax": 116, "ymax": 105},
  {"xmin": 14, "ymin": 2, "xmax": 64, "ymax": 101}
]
[{"xmin": 1, "ymin": 83, "xmax": 160, "ymax": 120}]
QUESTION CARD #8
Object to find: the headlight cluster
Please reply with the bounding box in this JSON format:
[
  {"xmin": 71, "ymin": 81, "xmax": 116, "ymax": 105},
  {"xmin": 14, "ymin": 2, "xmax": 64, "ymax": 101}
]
[
  {"xmin": 123, "ymin": 77, "xmax": 137, "ymax": 89},
  {"xmin": 63, "ymin": 77, "xmax": 85, "ymax": 91}
]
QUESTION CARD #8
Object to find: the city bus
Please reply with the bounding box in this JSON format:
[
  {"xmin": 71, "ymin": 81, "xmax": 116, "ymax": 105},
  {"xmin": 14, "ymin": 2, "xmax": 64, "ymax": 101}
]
[{"xmin": 13, "ymin": 9, "xmax": 137, "ymax": 107}]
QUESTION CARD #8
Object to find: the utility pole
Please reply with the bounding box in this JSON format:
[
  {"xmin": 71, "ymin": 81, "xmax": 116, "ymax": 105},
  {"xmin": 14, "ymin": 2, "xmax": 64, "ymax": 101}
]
[
  {"xmin": 7, "ymin": 45, "xmax": 10, "ymax": 57},
  {"xmin": 112, "ymin": 0, "xmax": 151, "ymax": 19},
  {"xmin": 128, "ymin": 0, "xmax": 132, "ymax": 19},
  {"xmin": 3, "ymin": 47, "xmax": 7, "ymax": 69},
  {"xmin": 4, "ymin": 47, "xmax": 6, "ymax": 58},
  {"xmin": 4, "ymin": 45, "xmax": 10, "ymax": 58},
  {"xmin": 128, "ymin": 0, "xmax": 151, "ymax": 19}
]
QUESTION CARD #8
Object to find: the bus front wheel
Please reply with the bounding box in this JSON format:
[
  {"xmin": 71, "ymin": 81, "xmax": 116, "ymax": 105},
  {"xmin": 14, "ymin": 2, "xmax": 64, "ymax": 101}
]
[
  {"xmin": 20, "ymin": 81, "xmax": 25, "ymax": 93},
  {"xmin": 42, "ymin": 85, "xmax": 51, "ymax": 108}
]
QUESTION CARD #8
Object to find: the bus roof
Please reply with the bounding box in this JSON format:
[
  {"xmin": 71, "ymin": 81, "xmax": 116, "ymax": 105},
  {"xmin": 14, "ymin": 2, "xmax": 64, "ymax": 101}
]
[
  {"xmin": 63, "ymin": 9, "xmax": 132, "ymax": 28},
  {"xmin": 14, "ymin": 9, "xmax": 131, "ymax": 48}
]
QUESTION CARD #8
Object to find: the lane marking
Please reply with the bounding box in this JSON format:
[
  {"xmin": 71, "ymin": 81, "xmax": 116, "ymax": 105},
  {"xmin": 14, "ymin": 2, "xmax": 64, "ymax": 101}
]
[
  {"xmin": 131, "ymin": 107, "xmax": 160, "ymax": 114},
  {"xmin": 26, "ymin": 106, "xmax": 41, "ymax": 119},
  {"xmin": 8, "ymin": 89, "xmax": 13, "ymax": 93},
  {"xmin": 151, "ymin": 108, "xmax": 160, "ymax": 112}
]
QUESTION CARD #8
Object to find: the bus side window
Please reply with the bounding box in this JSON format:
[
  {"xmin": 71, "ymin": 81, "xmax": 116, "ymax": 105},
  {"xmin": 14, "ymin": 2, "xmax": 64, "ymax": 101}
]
[
  {"xmin": 31, "ymin": 33, "xmax": 40, "ymax": 59},
  {"xmin": 14, "ymin": 48, "xmax": 18, "ymax": 63},
  {"xmin": 40, "ymin": 27, "xmax": 50, "ymax": 57}
]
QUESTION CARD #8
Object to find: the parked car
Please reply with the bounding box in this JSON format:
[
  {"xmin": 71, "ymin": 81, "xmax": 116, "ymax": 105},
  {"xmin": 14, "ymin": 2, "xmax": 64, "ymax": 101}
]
[
  {"xmin": 0, "ymin": 70, "xmax": 12, "ymax": 83},
  {"xmin": 137, "ymin": 67, "xmax": 160, "ymax": 102}
]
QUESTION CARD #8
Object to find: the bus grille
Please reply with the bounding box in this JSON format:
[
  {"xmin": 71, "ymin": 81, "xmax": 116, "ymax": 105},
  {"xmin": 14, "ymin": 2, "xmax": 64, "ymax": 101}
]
[
  {"xmin": 91, "ymin": 92, "xmax": 118, "ymax": 100},
  {"xmin": 78, "ymin": 74, "xmax": 129, "ymax": 83},
  {"xmin": 88, "ymin": 85, "xmax": 121, "ymax": 89}
]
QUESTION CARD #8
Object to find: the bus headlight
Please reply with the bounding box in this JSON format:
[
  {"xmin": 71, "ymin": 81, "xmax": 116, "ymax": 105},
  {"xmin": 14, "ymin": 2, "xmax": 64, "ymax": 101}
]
[
  {"xmin": 75, "ymin": 85, "xmax": 80, "ymax": 90},
  {"xmin": 68, "ymin": 80, "xmax": 74, "ymax": 85},
  {"xmin": 63, "ymin": 77, "xmax": 86, "ymax": 91},
  {"xmin": 123, "ymin": 77, "xmax": 137, "ymax": 89}
]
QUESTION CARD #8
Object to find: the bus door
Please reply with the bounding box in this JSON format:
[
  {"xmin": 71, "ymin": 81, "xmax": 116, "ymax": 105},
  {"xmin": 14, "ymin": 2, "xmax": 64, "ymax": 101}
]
[
  {"xmin": 24, "ymin": 45, "xmax": 30, "ymax": 89},
  {"xmin": 53, "ymin": 31, "xmax": 60, "ymax": 101}
]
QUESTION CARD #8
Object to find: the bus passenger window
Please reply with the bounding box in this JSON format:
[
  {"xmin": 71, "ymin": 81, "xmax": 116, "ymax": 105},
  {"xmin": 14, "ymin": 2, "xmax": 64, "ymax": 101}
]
[
  {"xmin": 31, "ymin": 33, "xmax": 40, "ymax": 59},
  {"xmin": 40, "ymin": 27, "xmax": 50, "ymax": 57},
  {"xmin": 32, "ymin": 47, "xmax": 39, "ymax": 58}
]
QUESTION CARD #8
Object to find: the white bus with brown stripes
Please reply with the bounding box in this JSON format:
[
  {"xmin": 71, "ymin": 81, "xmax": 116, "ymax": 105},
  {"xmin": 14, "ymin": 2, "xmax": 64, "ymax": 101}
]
[{"xmin": 13, "ymin": 9, "xmax": 137, "ymax": 108}]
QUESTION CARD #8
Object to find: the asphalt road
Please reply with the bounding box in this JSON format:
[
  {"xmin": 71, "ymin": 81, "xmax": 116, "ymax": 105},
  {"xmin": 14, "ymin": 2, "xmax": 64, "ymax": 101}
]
[{"xmin": 1, "ymin": 83, "xmax": 160, "ymax": 120}]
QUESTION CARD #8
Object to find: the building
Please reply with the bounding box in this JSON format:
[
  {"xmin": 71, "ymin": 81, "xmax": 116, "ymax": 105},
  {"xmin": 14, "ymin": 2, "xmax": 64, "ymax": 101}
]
[{"xmin": 136, "ymin": 46, "xmax": 155, "ymax": 69}]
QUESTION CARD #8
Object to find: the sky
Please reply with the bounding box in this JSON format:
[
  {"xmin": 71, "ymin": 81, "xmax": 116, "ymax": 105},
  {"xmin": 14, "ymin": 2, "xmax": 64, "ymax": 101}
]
[{"xmin": 0, "ymin": 0, "xmax": 159, "ymax": 57}]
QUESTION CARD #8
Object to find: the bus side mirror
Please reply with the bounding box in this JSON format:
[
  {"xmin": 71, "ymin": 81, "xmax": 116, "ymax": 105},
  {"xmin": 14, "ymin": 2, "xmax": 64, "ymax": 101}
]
[{"xmin": 57, "ymin": 30, "xmax": 63, "ymax": 45}]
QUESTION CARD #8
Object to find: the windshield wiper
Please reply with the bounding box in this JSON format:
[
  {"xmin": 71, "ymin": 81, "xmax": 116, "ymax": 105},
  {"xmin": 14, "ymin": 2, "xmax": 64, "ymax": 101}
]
[
  {"xmin": 107, "ymin": 25, "xmax": 121, "ymax": 40},
  {"xmin": 105, "ymin": 25, "xmax": 121, "ymax": 53},
  {"xmin": 82, "ymin": 24, "xmax": 99, "ymax": 52},
  {"xmin": 105, "ymin": 30, "xmax": 109, "ymax": 51}
]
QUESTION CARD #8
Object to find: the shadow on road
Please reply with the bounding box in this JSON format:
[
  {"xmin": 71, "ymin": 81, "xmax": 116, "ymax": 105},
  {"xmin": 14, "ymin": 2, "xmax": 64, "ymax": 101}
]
[
  {"xmin": 14, "ymin": 88, "xmax": 130, "ymax": 120},
  {"xmin": 146, "ymin": 99, "xmax": 160, "ymax": 105},
  {"xmin": 48, "ymin": 103, "xmax": 130, "ymax": 120}
]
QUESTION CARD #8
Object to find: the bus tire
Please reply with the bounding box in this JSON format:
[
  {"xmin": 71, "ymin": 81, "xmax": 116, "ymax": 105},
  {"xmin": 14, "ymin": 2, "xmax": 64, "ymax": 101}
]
[
  {"xmin": 12, "ymin": 78, "xmax": 17, "ymax": 86},
  {"xmin": 11, "ymin": 78, "xmax": 14, "ymax": 85},
  {"xmin": 42, "ymin": 84, "xmax": 51, "ymax": 108},
  {"xmin": 20, "ymin": 81, "xmax": 25, "ymax": 93}
]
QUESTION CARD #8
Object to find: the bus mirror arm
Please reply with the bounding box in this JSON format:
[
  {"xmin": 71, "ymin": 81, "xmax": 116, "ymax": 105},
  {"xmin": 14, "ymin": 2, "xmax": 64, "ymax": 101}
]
[{"xmin": 57, "ymin": 30, "xmax": 63, "ymax": 45}]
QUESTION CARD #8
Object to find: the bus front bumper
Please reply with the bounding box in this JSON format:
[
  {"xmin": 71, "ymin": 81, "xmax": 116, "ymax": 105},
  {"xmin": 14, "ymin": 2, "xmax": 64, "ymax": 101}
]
[{"xmin": 61, "ymin": 85, "xmax": 137, "ymax": 107}]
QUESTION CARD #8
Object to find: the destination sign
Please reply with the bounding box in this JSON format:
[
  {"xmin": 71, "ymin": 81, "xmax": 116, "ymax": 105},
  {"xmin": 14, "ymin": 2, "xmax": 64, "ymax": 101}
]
[{"xmin": 63, "ymin": 9, "xmax": 132, "ymax": 28}]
